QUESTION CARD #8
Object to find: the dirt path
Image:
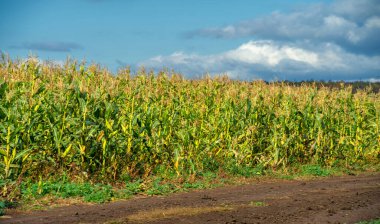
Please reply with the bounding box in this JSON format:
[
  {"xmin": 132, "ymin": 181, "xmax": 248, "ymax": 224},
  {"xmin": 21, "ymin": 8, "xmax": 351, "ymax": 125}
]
[{"xmin": 2, "ymin": 173, "xmax": 380, "ymax": 224}]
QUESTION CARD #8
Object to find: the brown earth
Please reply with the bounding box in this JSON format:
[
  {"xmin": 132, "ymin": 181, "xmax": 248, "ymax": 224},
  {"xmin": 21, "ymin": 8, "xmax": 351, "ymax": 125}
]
[{"xmin": 2, "ymin": 173, "xmax": 380, "ymax": 224}]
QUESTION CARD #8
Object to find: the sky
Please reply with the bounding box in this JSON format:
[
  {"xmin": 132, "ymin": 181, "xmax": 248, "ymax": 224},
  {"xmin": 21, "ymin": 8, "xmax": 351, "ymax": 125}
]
[{"xmin": 1, "ymin": 0, "xmax": 380, "ymax": 81}]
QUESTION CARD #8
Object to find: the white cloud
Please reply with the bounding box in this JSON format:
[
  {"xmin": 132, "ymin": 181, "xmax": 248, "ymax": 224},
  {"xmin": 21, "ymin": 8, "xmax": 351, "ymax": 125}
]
[
  {"xmin": 140, "ymin": 40, "xmax": 380, "ymax": 81},
  {"xmin": 225, "ymin": 41, "xmax": 318, "ymax": 67}
]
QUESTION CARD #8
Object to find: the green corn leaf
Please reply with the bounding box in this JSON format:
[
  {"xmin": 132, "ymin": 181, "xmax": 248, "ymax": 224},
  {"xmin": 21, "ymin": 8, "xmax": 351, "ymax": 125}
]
[
  {"xmin": 0, "ymin": 149, "xmax": 6, "ymax": 156},
  {"xmin": 61, "ymin": 144, "xmax": 72, "ymax": 158}
]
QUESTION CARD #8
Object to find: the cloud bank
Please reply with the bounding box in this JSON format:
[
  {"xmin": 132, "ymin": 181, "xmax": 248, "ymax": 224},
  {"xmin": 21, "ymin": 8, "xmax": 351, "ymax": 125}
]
[
  {"xmin": 141, "ymin": 0, "xmax": 380, "ymax": 81},
  {"xmin": 140, "ymin": 41, "xmax": 380, "ymax": 81},
  {"xmin": 11, "ymin": 41, "xmax": 83, "ymax": 52}
]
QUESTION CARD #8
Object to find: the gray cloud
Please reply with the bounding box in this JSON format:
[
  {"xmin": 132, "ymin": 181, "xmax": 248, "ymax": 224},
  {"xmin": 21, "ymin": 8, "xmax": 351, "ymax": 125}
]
[
  {"xmin": 331, "ymin": 0, "xmax": 380, "ymax": 22},
  {"xmin": 11, "ymin": 41, "xmax": 83, "ymax": 52},
  {"xmin": 186, "ymin": 0, "xmax": 380, "ymax": 56}
]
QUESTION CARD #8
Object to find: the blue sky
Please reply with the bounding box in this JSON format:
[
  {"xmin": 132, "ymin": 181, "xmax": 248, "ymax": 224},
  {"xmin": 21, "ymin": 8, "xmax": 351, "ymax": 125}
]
[{"xmin": 1, "ymin": 0, "xmax": 379, "ymax": 81}]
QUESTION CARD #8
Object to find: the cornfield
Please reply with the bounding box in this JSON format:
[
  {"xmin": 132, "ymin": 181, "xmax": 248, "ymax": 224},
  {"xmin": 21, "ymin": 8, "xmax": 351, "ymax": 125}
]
[{"xmin": 0, "ymin": 55, "xmax": 379, "ymax": 183}]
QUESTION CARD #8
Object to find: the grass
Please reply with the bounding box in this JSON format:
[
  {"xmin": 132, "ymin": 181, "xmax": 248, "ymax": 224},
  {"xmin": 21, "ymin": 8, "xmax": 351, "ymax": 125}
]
[
  {"xmin": 0, "ymin": 201, "xmax": 5, "ymax": 216},
  {"xmin": 146, "ymin": 178, "xmax": 178, "ymax": 196},
  {"xmin": 0, "ymin": 200, "xmax": 17, "ymax": 216},
  {"xmin": 356, "ymin": 219, "xmax": 380, "ymax": 224},
  {"xmin": 249, "ymin": 201, "xmax": 267, "ymax": 207},
  {"xmin": 300, "ymin": 164, "xmax": 332, "ymax": 176},
  {"xmin": 21, "ymin": 180, "xmax": 115, "ymax": 203}
]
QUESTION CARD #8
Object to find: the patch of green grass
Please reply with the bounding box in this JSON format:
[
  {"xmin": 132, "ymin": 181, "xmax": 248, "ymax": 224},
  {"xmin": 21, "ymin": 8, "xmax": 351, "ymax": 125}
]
[
  {"xmin": 227, "ymin": 164, "xmax": 265, "ymax": 177},
  {"xmin": 0, "ymin": 201, "xmax": 5, "ymax": 216},
  {"xmin": 21, "ymin": 181, "xmax": 115, "ymax": 203},
  {"xmin": 356, "ymin": 219, "xmax": 380, "ymax": 224},
  {"xmin": 200, "ymin": 171, "xmax": 218, "ymax": 180},
  {"xmin": 249, "ymin": 201, "xmax": 267, "ymax": 207},
  {"xmin": 182, "ymin": 181, "xmax": 207, "ymax": 189},
  {"xmin": 301, "ymin": 165, "xmax": 331, "ymax": 177},
  {"xmin": 0, "ymin": 200, "xmax": 17, "ymax": 216},
  {"xmin": 146, "ymin": 178, "xmax": 178, "ymax": 196},
  {"xmin": 124, "ymin": 179, "xmax": 144, "ymax": 195}
]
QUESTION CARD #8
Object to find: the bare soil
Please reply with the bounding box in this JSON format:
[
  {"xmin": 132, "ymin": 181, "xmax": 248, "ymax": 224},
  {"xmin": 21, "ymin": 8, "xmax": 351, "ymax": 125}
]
[{"xmin": 2, "ymin": 173, "xmax": 380, "ymax": 224}]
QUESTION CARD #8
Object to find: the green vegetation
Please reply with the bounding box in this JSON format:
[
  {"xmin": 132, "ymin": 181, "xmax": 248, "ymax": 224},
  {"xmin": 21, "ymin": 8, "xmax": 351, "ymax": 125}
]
[
  {"xmin": 356, "ymin": 219, "xmax": 380, "ymax": 224},
  {"xmin": 249, "ymin": 201, "xmax": 267, "ymax": 207},
  {"xmin": 21, "ymin": 180, "xmax": 115, "ymax": 203},
  {"xmin": 0, "ymin": 55, "xmax": 379, "ymax": 209},
  {"xmin": 300, "ymin": 164, "xmax": 332, "ymax": 177}
]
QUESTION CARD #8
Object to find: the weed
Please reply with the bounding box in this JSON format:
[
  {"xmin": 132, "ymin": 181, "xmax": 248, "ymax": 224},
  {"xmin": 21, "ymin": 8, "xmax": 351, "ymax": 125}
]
[
  {"xmin": 125, "ymin": 179, "xmax": 143, "ymax": 195},
  {"xmin": 249, "ymin": 201, "xmax": 267, "ymax": 207},
  {"xmin": 0, "ymin": 200, "xmax": 17, "ymax": 216},
  {"xmin": 146, "ymin": 178, "xmax": 177, "ymax": 196},
  {"xmin": 183, "ymin": 181, "xmax": 207, "ymax": 189},
  {"xmin": 0, "ymin": 201, "xmax": 4, "ymax": 216},
  {"xmin": 21, "ymin": 180, "xmax": 115, "ymax": 203},
  {"xmin": 301, "ymin": 165, "xmax": 331, "ymax": 177},
  {"xmin": 356, "ymin": 219, "xmax": 380, "ymax": 224},
  {"xmin": 228, "ymin": 165, "xmax": 265, "ymax": 177}
]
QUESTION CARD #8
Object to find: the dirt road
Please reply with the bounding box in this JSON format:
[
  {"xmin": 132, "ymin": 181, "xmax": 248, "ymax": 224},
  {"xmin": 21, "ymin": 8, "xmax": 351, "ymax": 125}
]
[{"xmin": 2, "ymin": 173, "xmax": 380, "ymax": 224}]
